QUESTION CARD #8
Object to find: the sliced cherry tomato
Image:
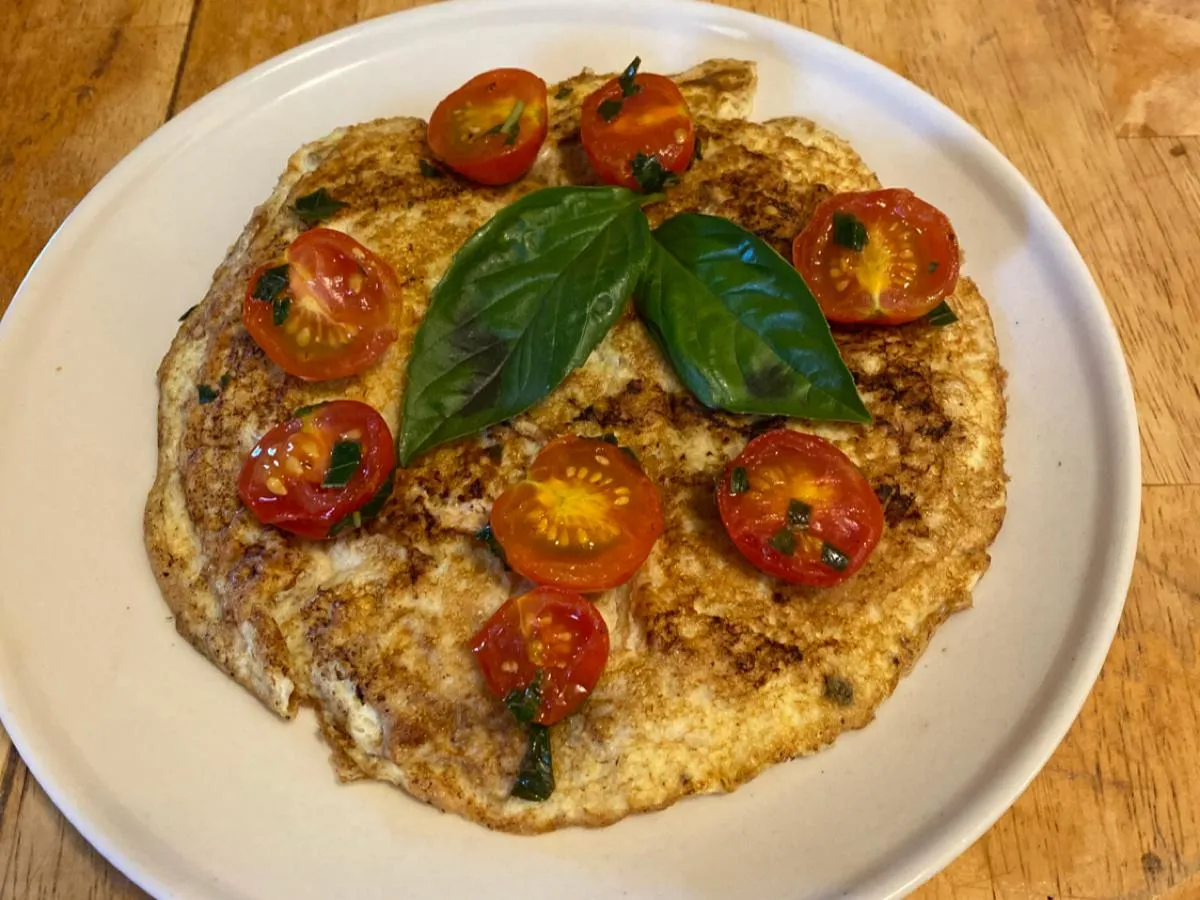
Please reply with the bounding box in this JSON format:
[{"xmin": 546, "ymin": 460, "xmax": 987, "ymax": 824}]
[
  {"xmin": 427, "ymin": 68, "xmax": 548, "ymax": 185},
  {"xmin": 716, "ymin": 430, "xmax": 883, "ymax": 588},
  {"xmin": 490, "ymin": 436, "xmax": 663, "ymax": 592},
  {"xmin": 792, "ymin": 188, "xmax": 961, "ymax": 325},
  {"xmin": 471, "ymin": 586, "xmax": 610, "ymax": 726},
  {"xmin": 237, "ymin": 400, "xmax": 395, "ymax": 540},
  {"xmin": 580, "ymin": 59, "xmax": 694, "ymax": 191},
  {"xmin": 243, "ymin": 228, "xmax": 399, "ymax": 381}
]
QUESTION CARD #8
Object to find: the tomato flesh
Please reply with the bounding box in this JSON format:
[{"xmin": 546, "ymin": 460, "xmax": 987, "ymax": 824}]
[
  {"xmin": 716, "ymin": 430, "xmax": 883, "ymax": 587},
  {"xmin": 243, "ymin": 228, "xmax": 399, "ymax": 381},
  {"xmin": 471, "ymin": 586, "xmax": 610, "ymax": 726},
  {"xmin": 490, "ymin": 436, "xmax": 663, "ymax": 592},
  {"xmin": 580, "ymin": 68, "xmax": 694, "ymax": 190},
  {"xmin": 792, "ymin": 188, "xmax": 960, "ymax": 325},
  {"xmin": 428, "ymin": 68, "xmax": 548, "ymax": 186},
  {"xmin": 237, "ymin": 400, "xmax": 396, "ymax": 540}
]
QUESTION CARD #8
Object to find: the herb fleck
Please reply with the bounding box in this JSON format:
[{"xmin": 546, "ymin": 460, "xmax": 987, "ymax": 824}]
[
  {"xmin": 251, "ymin": 265, "xmax": 289, "ymax": 303},
  {"xmin": 692, "ymin": 136, "xmax": 703, "ymax": 163},
  {"xmin": 630, "ymin": 152, "xmax": 679, "ymax": 193},
  {"xmin": 598, "ymin": 98, "xmax": 623, "ymax": 122},
  {"xmin": 824, "ymin": 674, "xmax": 854, "ymax": 706},
  {"xmin": 769, "ymin": 527, "xmax": 797, "ymax": 556},
  {"xmin": 554, "ymin": 85, "xmax": 573, "ymax": 100},
  {"xmin": 219, "ymin": 373, "xmax": 231, "ymax": 389},
  {"xmin": 832, "ymin": 211, "xmax": 869, "ymax": 251},
  {"xmin": 419, "ymin": 159, "xmax": 444, "ymax": 178},
  {"xmin": 618, "ymin": 56, "xmax": 642, "ymax": 97},
  {"xmin": 322, "ymin": 440, "xmax": 362, "ymax": 489},
  {"xmin": 787, "ymin": 499, "xmax": 812, "ymax": 529},
  {"xmin": 730, "ymin": 466, "xmax": 750, "ymax": 495},
  {"xmin": 821, "ymin": 542, "xmax": 850, "ymax": 571},
  {"xmin": 928, "ymin": 260, "xmax": 939, "ymax": 273},
  {"xmin": 197, "ymin": 383, "xmax": 219, "ymax": 405},
  {"xmin": 293, "ymin": 402, "xmax": 328, "ymax": 418},
  {"xmin": 486, "ymin": 99, "xmax": 525, "ymax": 146},
  {"xmin": 475, "ymin": 522, "xmax": 508, "ymax": 567},
  {"xmin": 292, "ymin": 188, "xmax": 348, "ymax": 226},
  {"xmin": 924, "ymin": 301, "xmax": 958, "ymax": 327}
]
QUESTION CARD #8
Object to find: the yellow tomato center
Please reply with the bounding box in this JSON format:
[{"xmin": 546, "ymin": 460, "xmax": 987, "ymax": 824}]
[{"xmin": 524, "ymin": 463, "xmax": 626, "ymax": 552}]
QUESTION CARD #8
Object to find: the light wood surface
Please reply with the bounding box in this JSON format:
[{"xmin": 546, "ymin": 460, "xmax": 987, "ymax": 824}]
[{"xmin": 1, "ymin": 0, "xmax": 1197, "ymax": 897}]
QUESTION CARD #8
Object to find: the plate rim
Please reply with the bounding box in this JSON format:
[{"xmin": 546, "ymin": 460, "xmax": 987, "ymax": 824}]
[{"xmin": 0, "ymin": 1, "xmax": 1141, "ymax": 897}]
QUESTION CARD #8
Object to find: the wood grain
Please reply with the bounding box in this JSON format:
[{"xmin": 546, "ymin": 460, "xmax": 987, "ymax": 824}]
[{"xmin": 1, "ymin": 0, "xmax": 1198, "ymax": 898}]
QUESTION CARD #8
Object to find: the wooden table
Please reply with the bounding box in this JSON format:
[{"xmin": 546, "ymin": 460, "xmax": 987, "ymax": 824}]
[{"xmin": 2, "ymin": 0, "xmax": 1198, "ymax": 896}]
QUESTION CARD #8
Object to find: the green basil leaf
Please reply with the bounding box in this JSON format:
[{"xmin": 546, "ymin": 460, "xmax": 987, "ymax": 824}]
[
  {"xmin": 503, "ymin": 671, "xmax": 543, "ymax": 725},
  {"xmin": 475, "ymin": 522, "xmax": 509, "ymax": 567},
  {"xmin": 419, "ymin": 159, "xmax": 444, "ymax": 178},
  {"xmin": 637, "ymin": 214, "xmax": 871, "ymax": 423},
  {"xmin": 924, "ymin": 301, "xmax": 958, "ymax": 327},
  {"xmin": 197, "ymin": 383, "xmax": 218, "ymax": 405},
  {"xmin": 399, "ymin": 186, "xmax": 652, "ymax": 464},
  {"xmin": 327, "ymin": 471, "xmax": 394, "ymax": 537},
  {"xmin": 252, "ymin": 265, "xmax": 289, "ymax": 303},
  {"xmin": 598, "ymin": 98, "xmax": 622, "ymax": 122},
  {"xmin": 618, "ymin": 56, "xmax": 642, "ymax": 97},
  {"xmin": 511, "ymin": 723, "xmax": 555, "ymax": 801},
  {"xmin": 832, "ymin": 211, "xmax": 868, "ymax": 251},
  {"xmin": 322, "ymin": 440, "xmax": 362, "ymax": 488},
  {"xmin": 293, "ymin": 188, "xmax": 348, "ymax": 226}
]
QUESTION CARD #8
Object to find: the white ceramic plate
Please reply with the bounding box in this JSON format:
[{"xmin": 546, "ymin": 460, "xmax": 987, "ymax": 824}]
[{"xmin": 0, "ymin": 1, "xmax": 1140, "ymax": 897}]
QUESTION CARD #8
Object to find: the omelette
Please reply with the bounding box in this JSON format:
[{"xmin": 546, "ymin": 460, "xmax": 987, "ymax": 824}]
[{"xmin": 145, "ymin": 60, "xmax": 1006, "ymax": 831}]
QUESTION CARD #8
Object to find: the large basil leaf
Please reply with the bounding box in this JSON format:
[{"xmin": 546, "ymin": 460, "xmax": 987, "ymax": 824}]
[
  {"xmin": 637, "ymin": 214, "xmax": 871, "ymax": 423},
  {"xmin": 399, "ymin": 187, "xmax": 651, "ymax": 464}
]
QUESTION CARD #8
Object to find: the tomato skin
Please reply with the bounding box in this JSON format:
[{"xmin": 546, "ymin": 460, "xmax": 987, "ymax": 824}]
[
  {"xmin": 237, "ymin": 400, "xmax": 396, "ymax": 540},
  {"xmin": 716, "ymin": 430, "xmax": 883, "ymax": 588},
  {"xmin": 471, "ymin": 587, "xmax": 610, "ymax": 726},
  {"xmin": 490, "ymin": 436, "xmax": 663, "ymax": 592},
  {"xmin": 243, "ymin": 229, "xmax": 399, "ymax": 381},
  {"xmin": 792, "ymin": 189, "xmax": 961, "ymax": 325},
  {"xmin": 428, "ymin": 68, "xmax": 548, "ymax": 185},
  {"xmin": 580, "ymin": 72, "xmax": 694, "ymax": 190}
]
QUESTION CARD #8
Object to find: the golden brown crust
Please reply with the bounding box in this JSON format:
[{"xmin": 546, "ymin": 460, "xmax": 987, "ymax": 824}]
[{"xmin": 144, "ymin": 59, "xmax": 1007, "ymax": 832}]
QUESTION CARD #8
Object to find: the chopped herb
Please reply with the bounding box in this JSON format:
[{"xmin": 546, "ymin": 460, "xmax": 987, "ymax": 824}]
[
  {"xmin": 292, "ymin": 401, "xmax": 329, "ymax": 418},
  {"xmin": 292, "ymin": 188, "xmax": 348, "ymax": 226},
  {"xmin": 419, "ymin": 159, "xmax": 444, "ymax": 178},
  {"xmin": 730, "ymin": 466, "xmax": 750, "ymax": 495},
  {"xmin": 924, "ymin": 301, "xmax": 958, "ymax": 327},
  {"xmin": 327, "ymin": 472, "xmax": 394, "ymax": 537},
  {"xmin": 326, "ymin": 510, "xmax": 362, "ymax": 538},
  {"xmin": 475, "ymin": 522, "xmax": 508, "ymax": 567},
  {"xmin": 322, "ymin": 440, "xmax": 362, "ymax": 489},
  {"xmin": 486, "ymin": 99, "xmax": 525, "ymax": 146},
  {"xmin": 620, "ymin": 445, "xmax": 639, "ymax": 464},
  {"xmin": 824, "ymin": 674, "xmax": 854, "ymax": 706},
  {"xmin": 503, "ymin": 671, "xmax": 543, "ymax": 725},
  {"xmin": 928, "ymin": 260, "xmax": 940, "ymax": 273},
  {"xmin": 599, "ymin": 432, "xmax": 640, "ymax": 463},
  {"xmin": 251, "ymin": 264, "xmax": 289, "ymax": 303},
  {"xmin": 769, "ymin": 528, "xmax": 796, "ymax": 556},
  {"xmin": 600, "ymin": 433, "xmax": 619, "ymax": 446},
  {"xmin": 219, "ymin": 373, "xmax": 231, "ymax": 389},
  {"xmin": 272, "ymin": 295, "xmax": 291, "ymax": 326},
  {"xmin": 597, "ymin": 98, "xmax": 623, "ymax": 122},
  {"xmin": 787, "ymin": 499, "xmax": 812, "ymax": 529},
  {"xmin": 692, "ymin": 136, "xmax": 703, "ymax": 163},
  {"xmin": 197, "ymin": 383, "xmax": 219, "ymax": 405},
  {"xmin": 618, "ymin": 56, "xmax": 642, "ymax": 97},
  {"xmin": 178, "ymin": 303, "xmax": 199, "ymax": 322},
  {"xmin": 630, "ymin": 152, "xmax": 679, "ymax": 193},
  {"xmin": 511, "ymin": 723, "xmax": 554, "ymax": 801},
  {"xmin": 821, "ymin": 542, "xmax": 850, "ymax": 571},
  {"xmin": 554, "ymin": 85, "xmax": 573, "ymax": 100},
  {"xmin": 831, "ymin": 211, "xmax": 869, "ymax": 251}
]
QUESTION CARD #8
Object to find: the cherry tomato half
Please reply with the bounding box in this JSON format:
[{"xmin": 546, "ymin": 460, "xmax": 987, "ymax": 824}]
[
  {"xmin": 716, "ymin": 430, "xmax": 883, "ymax": 588},
  {"xmin": 580, "ymin": 60, "xmax": 694, "ymax": 191},
  {"xmin": 792, "ymin": 189, "xmax": 961, "ymax": 325},
  {"xmin": 243, "ymin": 228, "xmax": 400, "ymax": 381},
  {"xmin": 490, "ymin": 436, "xmax": 664, "ymax": 592},
  {"xmin": 471, "ymin": 586, "xmax": 610, "ymax": 726},
  {"xmin": 238, "ymin": 400, "xmax": 396, "ymax": 540},
  {"xmin": 427, "ymin": 68, "xmax": 548, "ymax": 186}
]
